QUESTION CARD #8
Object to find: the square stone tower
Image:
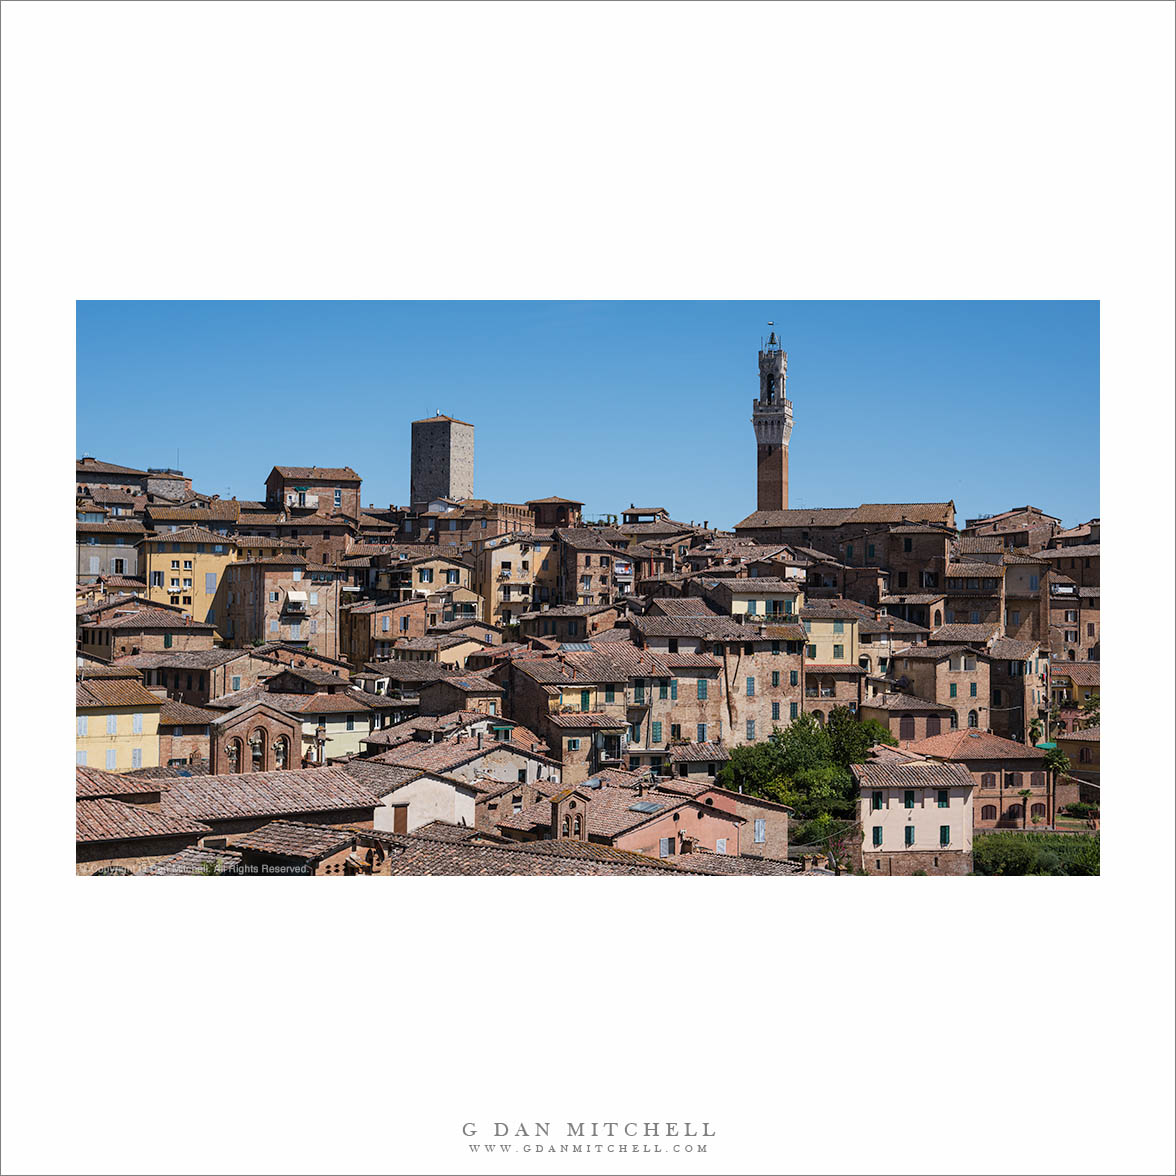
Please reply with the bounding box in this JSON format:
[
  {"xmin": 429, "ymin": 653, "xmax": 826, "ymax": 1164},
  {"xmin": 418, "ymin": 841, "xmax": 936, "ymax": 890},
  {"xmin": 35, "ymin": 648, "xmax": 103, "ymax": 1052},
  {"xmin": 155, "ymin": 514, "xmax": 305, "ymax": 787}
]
[
  {"xmin": 410, "ymin": 414, "xmax": 475, "ymax": 507},
  {"xmin": 751, "ymin": 331, "xmax": 794, "ymax": 511}
]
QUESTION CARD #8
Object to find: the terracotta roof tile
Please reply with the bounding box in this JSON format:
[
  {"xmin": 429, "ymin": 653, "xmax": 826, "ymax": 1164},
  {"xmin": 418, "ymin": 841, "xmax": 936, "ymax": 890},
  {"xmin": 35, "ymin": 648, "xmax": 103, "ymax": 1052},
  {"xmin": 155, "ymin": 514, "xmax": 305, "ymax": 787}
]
[
  {"xmin": 76, "ymin": 797, "xmax": 211, "ymax": 843},
  {"xmin": 906, "ymin": 730, "xmax": 1047, "ymax": 760},
  {"xmin": 160, "ymin": 766, "xmax": 377, "ymax": 822}
]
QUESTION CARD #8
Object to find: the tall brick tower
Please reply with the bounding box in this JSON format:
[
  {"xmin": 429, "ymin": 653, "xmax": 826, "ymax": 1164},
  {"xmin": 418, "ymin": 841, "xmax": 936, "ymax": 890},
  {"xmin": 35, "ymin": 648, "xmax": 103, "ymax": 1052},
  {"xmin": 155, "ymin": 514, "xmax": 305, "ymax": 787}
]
[
  {"xmin": 751, "ymin": 329, "xmax": 793, "ymax": 511},
  {"xmin": 410, "ymin": 413, "xmax": 475, "ymax": 508}
]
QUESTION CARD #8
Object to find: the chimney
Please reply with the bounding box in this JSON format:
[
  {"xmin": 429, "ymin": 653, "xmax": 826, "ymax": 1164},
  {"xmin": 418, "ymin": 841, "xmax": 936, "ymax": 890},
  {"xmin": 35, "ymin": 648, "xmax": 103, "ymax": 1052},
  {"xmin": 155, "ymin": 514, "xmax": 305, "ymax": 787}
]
[{"xmin": 802, "ymin": 854, "xmax": 814, "ymax": 873}]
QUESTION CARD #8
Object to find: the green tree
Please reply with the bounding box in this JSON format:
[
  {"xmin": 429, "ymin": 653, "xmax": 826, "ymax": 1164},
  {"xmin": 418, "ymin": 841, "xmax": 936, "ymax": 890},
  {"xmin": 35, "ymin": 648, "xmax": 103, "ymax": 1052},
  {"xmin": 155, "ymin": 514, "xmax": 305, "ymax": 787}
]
[
  {"xmin": 826, "ymin": 707, "xmax": 895, "ymax": 766},
  {"xmin": 1017, "ymin": 788, "xmax": 1032, "ymax": 830},
  {"xmin": 1080, "ymin": 692, "xmax": 1100, "ymax": 727},
  {"xmin": 1028, "ymin": 717, "xmax": 1044, "ymax": 746}
]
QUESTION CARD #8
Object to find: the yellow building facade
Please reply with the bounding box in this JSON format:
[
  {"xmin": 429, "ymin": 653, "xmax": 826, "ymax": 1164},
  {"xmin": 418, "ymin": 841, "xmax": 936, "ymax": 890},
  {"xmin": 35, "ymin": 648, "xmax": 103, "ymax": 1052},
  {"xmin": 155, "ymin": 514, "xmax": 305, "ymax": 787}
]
[
  {"xmin": 76, "ymin": 677, "xmax": 163, "ymax": 772},
  {"xmin": 140, "ymin": 527, "xmax": 238, "ymax": 634}
]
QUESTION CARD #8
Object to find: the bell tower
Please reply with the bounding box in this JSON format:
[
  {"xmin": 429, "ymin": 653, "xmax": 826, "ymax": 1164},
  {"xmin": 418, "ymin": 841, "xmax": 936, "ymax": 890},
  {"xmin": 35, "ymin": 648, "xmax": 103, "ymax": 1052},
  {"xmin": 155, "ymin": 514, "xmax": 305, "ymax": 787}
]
[{"xmin": 751, "ymin": 327, "xmax": 793, "ymax": 511}]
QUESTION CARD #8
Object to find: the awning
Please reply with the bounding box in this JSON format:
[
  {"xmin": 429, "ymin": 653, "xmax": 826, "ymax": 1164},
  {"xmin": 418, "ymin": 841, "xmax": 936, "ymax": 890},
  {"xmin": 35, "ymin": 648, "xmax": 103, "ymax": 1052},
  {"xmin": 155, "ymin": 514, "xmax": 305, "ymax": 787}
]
[{"xmin": 286, "ymin": 591, "xmax": 308, "ymax": 603}]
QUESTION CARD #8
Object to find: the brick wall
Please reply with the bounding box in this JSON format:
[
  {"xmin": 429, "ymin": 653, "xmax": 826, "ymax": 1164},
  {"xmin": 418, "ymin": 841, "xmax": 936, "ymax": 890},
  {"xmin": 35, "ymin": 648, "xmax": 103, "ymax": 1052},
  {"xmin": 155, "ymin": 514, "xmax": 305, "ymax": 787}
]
[{"xmin": 862, "ymin": 849, "xmax": 972, "ymax": 876}]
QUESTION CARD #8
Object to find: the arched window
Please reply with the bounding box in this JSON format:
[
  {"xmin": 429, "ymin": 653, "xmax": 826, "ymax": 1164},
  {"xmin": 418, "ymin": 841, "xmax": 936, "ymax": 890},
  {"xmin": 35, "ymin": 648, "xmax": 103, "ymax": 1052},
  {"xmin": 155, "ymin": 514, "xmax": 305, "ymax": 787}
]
[
  {"xmin": 981, "ymin": 804, "xmax": 997, "ymax": 821},
  {"xmin": 980, "ymin": 773, "xmax": 996, "ymax": 789},
  {"xmin": 573, "ymin": 815, "xmax": 581, "ymax": 837},
  {"xmin": 933, "ymin": 610, "xmax": 942, "ymax": 628},
  {"xmin": 249, "ymin": 728, "xmax": 266, "ymax": 773},
  {"xmin": 1006, "ymin": 803, "xmax": 1024, "ymax": 821},
  {"xmin": 859, "ymin": 656, "xmax": 871, "ymax": 671},
  {"xmin": 926, "ymin": 715, "xmax": 942, "ymax": 736},
  {"xmin": 949, "ymin": 712, "xmax": 959, "ymax": 729},
  {"xmin": 561, "ymin": 815, "xmax": 570, "ymax": 837},
  {"xmin": 812, "ymin": 711, "xmax": 824, "ymax": 726},
  {"xmin": 1068, "ymin": 649, "xmax": 1076, "ymax": 661},
  {"xmin": 1030, "ymin": 771, "xmax": 1045, "ymax": 788},
  {"xmin": 226, "ymin": 737, "xmax": 242, "ymax": 773},
  {"xmin": 968, "ymin": 710, "xmax": 979, "ymax": 728},
  {"xmin": 1031, "ymin": 803, "xmax": 1046, "ymax": 819},
  {"xmin": 273, "ymin": 736, "xmax": 289, "ymax": 770}
]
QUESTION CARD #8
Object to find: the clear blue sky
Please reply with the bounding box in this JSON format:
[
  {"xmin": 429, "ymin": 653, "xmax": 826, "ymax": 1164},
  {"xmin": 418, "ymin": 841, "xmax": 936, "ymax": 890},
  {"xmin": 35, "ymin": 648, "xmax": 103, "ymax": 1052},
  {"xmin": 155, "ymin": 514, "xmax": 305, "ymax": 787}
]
[{"xmin": 76, "ymin": 301, "xmax": 1099, "ymax": 530}]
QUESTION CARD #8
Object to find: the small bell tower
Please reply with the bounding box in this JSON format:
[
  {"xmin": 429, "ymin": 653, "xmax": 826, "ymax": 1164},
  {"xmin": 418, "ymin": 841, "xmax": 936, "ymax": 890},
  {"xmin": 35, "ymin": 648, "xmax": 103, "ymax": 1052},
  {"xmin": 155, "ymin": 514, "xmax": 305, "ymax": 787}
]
[{"xmin": 751, "ymin": 326, "xmax": 793, "ymax": 511}]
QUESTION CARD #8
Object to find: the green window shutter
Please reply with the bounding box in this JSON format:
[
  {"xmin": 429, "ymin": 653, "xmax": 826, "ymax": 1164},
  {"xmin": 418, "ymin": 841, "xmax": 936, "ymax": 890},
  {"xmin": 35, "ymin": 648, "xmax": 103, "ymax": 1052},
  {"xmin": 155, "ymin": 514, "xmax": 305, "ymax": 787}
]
[
  {"xmin": 651, "ymin": 721, "xmax": 662, "ymax": 743},
  {"xmin": 904, "ymin": 790, "xmax": 915, "ymax": 809},
  {"xmin": 950, "ymin": 683, "xmax": 957, "ymax": 698},
  {"xmin": 970, "ymin": 682, "xmax": 977, "ymax": 697},
  {"xmin": 940, "ymin": 825, "xmax": 951, "ymax": 846},
  {"xmin": 790, "ymin": 670, "xmax": 798, "ymax": 686},
  {"xmin": 771, "ymin": 671, "xmax": 780, "ymax": 687},
  {"xmin": 872, "ymin": 791, "xmax": 882, "ymax": 811},
  {"xmin": 697, "ymin": 678, "xmax": 707, "ymax": 700},
  {"xmin": 659, "ymin": 680, "xmax": 668, "ymax": 699},
  {"xmin": 905, "ymin": 826, "xmax": 915, "ymax": 846},
  {"xmin": 872, "ymin": 826, "xmax": 883, "ymax": 846},
  {"xmin": 604, "ymin": 687, "xmax": 615, "ymax": 703},
  {"xmin": 789, "ymin": 702, "xmax": 798, "ymax": 719},
  {"xmin": 581, "ymin": 690, "xmax": 590, "ymax": 712},
  {"xmin": 670, "ymin": 679, "xmax": 678, "ymax": 700},
  {"xmin": 937, "ymin": 790, "xmax": 949, "ymax": 808}
]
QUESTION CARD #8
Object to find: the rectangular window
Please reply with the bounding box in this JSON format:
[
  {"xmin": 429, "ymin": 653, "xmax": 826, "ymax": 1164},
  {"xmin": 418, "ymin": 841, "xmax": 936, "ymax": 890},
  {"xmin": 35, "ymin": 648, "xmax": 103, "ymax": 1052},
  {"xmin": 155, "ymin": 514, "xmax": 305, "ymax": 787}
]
[
  {"xmin": 832, "ymin": 644, "xmax": 844, "ymax": 659},
  {"xmin": 670, "ymin": 724, "xmax": 681, "ymax": 740},
  {"xmin": 696, "ymin": 678, "xmax": 707, "ymax": 700},
  {"xmin": 231, "ymin": 676, "xmax": 241, "ymax": 691},
  {"xmin": 334, "ymin": 488, "xmax": 342, "ymax": 508},
  {"xmin": 651, "ymin": 721, "xmax": 662, "ymax": 743},
  {"xmin": 872, "ymin": 791, "xmax": 883, "ymax": 811},
  {"xmin": 581, "ymin": 689, "xmax": 591, "ymax": 712},
  {"xmin": 205, "ymin": 572, "xmax": 217, "ymax": 593},
  {"xmin": 310, "ymin": 592, "xmax": 319, "ymax": 605},
  {"xmin": 659, "ymin": 680, "xmax": 669, "ymax": 700},
  {"xmin": 746, "ymin": 677, "xmax": 755, "ymax": 696},
  {"xmin": 937, "ymin": 790, "xmax": 949, "ymax": 808},
  {"xmin": 747, "ymin": 599, "xmax": 757, "ymax": 615},
  {"xmin": 289, "ymin": 623, "xmax": 301, "ymax": 639},
  {"xmin": 131, "ymin": 747, "xmax": 142, "ymax": 769},
  {"xmin": 292, "ymin": 569, "xmax": 302, "ymax": 581},
  {"xmin": 771, "ymin": 671, "xmax": 780, "ymax": 687},
  {"xmin": 790, "ymin": 669, "xmax": 798, "ymax": 686},
  {"xmin": 771, "ymin": 702, "xmax": 780, "ymax": 720},
  {"xmin": 76, "ymin": 750, "xmax": 87, "ymax": 766},
  {"xmin": 659, "ymin": 837, "xmax": 674, "ymax": 858},
  {"xmin": 746, "ymin": 719, "xmax": 756, "ymax": 740},
  {"xmin": 567, "ymin": 738, "xmax": 581, "ymax": 751},
  {"xmin": 132, "ymin": 712, "xmax": 143, "ymax": 734},
  {"xmin": 715, "ymin": 838, "xmax": 727, "ymax": 855},
  {"xmin": 151, "ymin": 571, "xmax": 164, "ymax": 588},
  {"xmin": 970, "ymin": 682, "xmax": 977, "ymax": 697},
  {"xmin": 634, "ymin": 682, "xmax": 645, "ymax": 703},
  {"xmin": 697, "ymin": 723, "xmax": 707, "ymax": 742},
  {"xmin": 670, "ymin": 679, "xmax": 677, "ymax": 700},
  {"xmin": 940, "ymin": 825, "xmax": 951, "ymax": 847},
  {"xmin": 833, "ymin": 620, "xmax": 844, "ymax": 634},
  {"xmin": 790, "ymin": 701, "xmax": 798, "ymax": 719},
  {"xmin": 105, "ymin": 749, "xmax": 117, "ymax": 770},
  {"xmin": 872, "ymin": 825, "xmax": 883, "ymax": 846},
  {"xmin": 381, "ymin": 616, "xmax": 390, "ymax": 632},
  {"xmin": 346, "ymin": 715, "xmax": 355, "ymax": 731},
  {"xmin": 754, "ymin": 818, "xmax": 766, "ymax": 844},
  {"xmin": 269, "ymin": 620, "xmax": 279, "ymax": 633},
  {"xmin": 904, "ymin": 790, "xmax": 915, "ymax": 809},
  {"xmin": 950, "ymin": 683, "xmax": 957, "ymax": 698},
  {"xmin": 604, "ymin": 687, "xmax": 615, "ymax": 703},
  {"xmin": 106, "ymin": 714, "xmax": 117, "ymax": 735},
  {"xmin": 806, "ymin": 644, "xmax": 817, "ymax": 659},
  {"xmin": 905, "ymin": 826, "xmax": 915, "ymax": 847}
]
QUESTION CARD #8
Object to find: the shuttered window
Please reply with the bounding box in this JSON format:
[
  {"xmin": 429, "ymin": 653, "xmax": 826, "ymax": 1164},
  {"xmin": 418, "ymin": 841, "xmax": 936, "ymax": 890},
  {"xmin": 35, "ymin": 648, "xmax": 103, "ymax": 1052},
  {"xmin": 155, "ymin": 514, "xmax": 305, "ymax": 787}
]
[
  {"xmin": 106, "ymin": 715, "xmax": 117, "ymax": 735},
  {"xmin": 904, "ymin": 826, "xmax": 915, "ymax": 846},
  {"xmin": 872, "ymin": 826, "xmax": 883, "ymax": 846},
  {"xmin": 76, "ymin": 751, "xmax": 87, "ymax": 765},
  {"xmin": 132, "ymin": 748, "xmax": 142, "ymax": 769},
  {"xmin": 651, "ymin": 721, "xmax": 662, "ymax": 743},
  {"xmin": 696, "ymin": 679, "xmax": 707, "ymax": 700},
  {"xmin": 659, "ymin": 837, "xmax": 673, "ymax": 858},
  {"xmin": 937, "ymin": 790, "xmax": 949, "ymax": 808},
  {"xmin": 580, "ymin": 690, "xmax": 591, "ymax": 712},
  {"xmin": 789, "ymin": 702, "xmax": 798, "ymax": 719},
  {"xmin": 670, "ymin": 679, "xmax": 678, "ymax": 700},
  {"xmin": 940, "ymin": 825, "xmax": 951, "ymax": 846},
  {"xmin": 696, "ymin": 724, "xmax": 707, "ymax": 741},
  {"xmin": 77, "ymin": 715, "xmax": 88, "ymax": 736},
  {"xmin": 746, "ymin": 720, "xmax": 756, "ymax": 740},
  {"xmin": 106, "ymin": 749, "xmax": 117, "ymax": 770},
  {"xmin": 205, "ymin": 572, "xmax": 217, "ymax": 593},
  {"xmin": 872, "ymin": 791, "xmax": 883, "ymax": 811},
  {"xmin": 132, "ymin": 713, "xmax": 143, "ymax": 734},
  {"xmin": 754, "ymin": 819, "xmax": 766, "ymax": 843},
  {"xmin": 903, "ymin": 790, "xmax": 915, "ymax": 809},
  {"xmin": 790, "ymin": 670, "xmax": 798, "ymax": 686},
  {"xmin": 604, "ymin": 687, "xmax": 615, "ymax": 703},
  {"xmin": 715, "ymin": 838, "xmax": 727, "ymax": 855},
  {"xmin": 746, "ymin": 677, "xmax": 755, "ymax": 696}
]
